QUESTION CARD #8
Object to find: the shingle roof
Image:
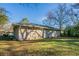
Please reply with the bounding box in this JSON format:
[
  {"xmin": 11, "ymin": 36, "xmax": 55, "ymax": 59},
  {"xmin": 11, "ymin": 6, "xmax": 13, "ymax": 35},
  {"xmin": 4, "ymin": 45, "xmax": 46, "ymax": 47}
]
[{"xmin": 13, "ymin": 23, "xmax": 60, "ymax": 31}]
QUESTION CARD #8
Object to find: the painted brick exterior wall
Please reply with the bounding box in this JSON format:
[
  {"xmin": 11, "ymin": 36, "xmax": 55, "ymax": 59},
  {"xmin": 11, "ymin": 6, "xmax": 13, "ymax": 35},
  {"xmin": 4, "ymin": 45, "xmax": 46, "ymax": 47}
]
[{"xmin": 14, "ymin": 26, "xmax": 60, "ymax": 40}]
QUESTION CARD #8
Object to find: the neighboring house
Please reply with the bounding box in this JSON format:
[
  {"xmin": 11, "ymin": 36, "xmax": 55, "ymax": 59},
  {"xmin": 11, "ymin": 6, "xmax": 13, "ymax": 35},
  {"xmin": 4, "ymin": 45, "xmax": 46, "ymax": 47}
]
[
  {"xmin": 0, "ymin": 25, "xmax": 5, "ymax": 35},
  {"xmin": 13, "ymin": 23, "xmax": 60, "ymax": 40},
  {"xmin": 0, "ymin": 24, "xmax": 13, "ymax": 36}
]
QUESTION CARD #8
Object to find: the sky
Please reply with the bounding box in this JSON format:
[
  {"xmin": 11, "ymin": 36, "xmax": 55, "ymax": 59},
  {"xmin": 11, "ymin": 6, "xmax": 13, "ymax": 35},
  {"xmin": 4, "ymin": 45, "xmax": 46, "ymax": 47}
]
[{"xmin": 0, "ymin": 3, "xmax": 72, "ymax": 25}]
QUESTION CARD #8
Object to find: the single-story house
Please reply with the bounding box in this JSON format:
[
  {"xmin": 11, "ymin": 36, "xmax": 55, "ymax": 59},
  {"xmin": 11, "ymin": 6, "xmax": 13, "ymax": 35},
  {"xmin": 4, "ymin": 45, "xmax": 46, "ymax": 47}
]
[{"xmin": 13, "ymin": 23, "xmax": 60, "ymax": 41}]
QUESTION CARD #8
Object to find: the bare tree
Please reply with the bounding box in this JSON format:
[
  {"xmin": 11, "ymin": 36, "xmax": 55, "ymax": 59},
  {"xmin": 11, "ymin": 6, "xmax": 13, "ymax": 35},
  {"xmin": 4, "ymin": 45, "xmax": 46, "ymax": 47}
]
[
  {"xmin": 67, "ymin": 7, "xmax": 79, "ymax": 25},
  {"xmin": 43, "ymin": 11, "xmax": 55, "ymax": 27},
  {"xmin": 43, "ymin": 4, "xmax": 79, "ymax": 36},
  {"xmin": 50, "ymin": 4, "xmax": 69, "ymax": 36},
  {"xmin": 43, "ymin": 4, "xmax": 71, "ymax": 36},
  {"xmin": 72, "ymin": 3, "xmax": 79, "ymax": 9},
  {"xmin": 55, "ymin": 4, "xmax": 67, "ymax": 29}
]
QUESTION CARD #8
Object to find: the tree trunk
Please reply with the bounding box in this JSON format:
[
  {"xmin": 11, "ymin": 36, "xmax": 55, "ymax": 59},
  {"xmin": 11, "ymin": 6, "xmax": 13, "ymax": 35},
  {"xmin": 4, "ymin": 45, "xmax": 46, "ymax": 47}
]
[{"xmin": 59, "ymin": 25, "xmax": 62, "ymax": 37}]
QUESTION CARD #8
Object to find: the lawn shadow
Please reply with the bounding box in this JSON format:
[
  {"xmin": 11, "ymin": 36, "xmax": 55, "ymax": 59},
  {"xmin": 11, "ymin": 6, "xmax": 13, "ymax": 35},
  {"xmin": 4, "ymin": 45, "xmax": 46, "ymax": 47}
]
[
  {"xmin": 24, "ymin": 38, "xmax": 79, "ymax": 43},
  {"xmin": 24, "ymin": 38, "xmax": 79, "ymax": 47}
]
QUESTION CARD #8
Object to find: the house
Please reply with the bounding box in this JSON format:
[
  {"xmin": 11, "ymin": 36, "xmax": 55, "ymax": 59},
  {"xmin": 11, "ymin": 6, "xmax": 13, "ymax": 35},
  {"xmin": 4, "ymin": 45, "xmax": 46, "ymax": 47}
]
[
  {"xmin": 13, "ymin": 23, "xmax": 60, "ymax": 41},
  {"xmin": 0, "ymin": 24, "xmax": 13, "ymax": 36}
]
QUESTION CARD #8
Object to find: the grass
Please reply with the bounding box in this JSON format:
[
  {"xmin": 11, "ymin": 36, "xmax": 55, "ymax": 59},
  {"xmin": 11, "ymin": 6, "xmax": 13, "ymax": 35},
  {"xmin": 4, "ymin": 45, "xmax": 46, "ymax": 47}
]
[{"xmin": 0, "ymin": 38, "xmax": 79, "ymax": 56}]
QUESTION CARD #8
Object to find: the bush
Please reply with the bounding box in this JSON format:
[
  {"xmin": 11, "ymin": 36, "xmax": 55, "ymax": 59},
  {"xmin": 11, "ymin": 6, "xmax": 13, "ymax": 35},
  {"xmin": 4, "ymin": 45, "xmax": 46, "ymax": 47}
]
[{"xmin": 62, "ymin": 26, "xmax": 79, "ymax": 37}]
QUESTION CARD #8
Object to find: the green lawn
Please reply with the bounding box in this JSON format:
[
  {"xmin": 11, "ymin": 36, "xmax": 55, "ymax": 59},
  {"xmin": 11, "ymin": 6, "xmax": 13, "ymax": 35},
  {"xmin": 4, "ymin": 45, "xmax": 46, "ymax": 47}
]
[{"xmin": 0, "ymin": 38, "xmax": 79, "ymax": 56}]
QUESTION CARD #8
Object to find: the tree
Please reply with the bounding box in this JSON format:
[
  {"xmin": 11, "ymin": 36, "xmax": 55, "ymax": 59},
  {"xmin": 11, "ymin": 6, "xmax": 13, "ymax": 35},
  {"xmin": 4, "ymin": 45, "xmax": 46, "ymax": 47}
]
[
  {"xmin": 64, "ymin": 23, "xmax": 79, "ymax": 37},
  {"xmin": 43, "ymin": 11, "xmax": 55, "ymax": 27},
  {"xmin": 72, "ymin": 3, "xmax": 79, "ymax": 9},
  {"xmin": 67, "ymin": 7, "xmax": 79, "ymax": 25},
  {"xmin": 42, "ymin": 4, "xmax": 79, "ymax": 37},
  {"xmin": 20, "ymin": 17, "xmax": 29, "ymax": 24},
  {"xmin": 55, "ymin": 4, "xmax": 79, "ymax": 36},
  {"xmin": 0, "ymin": 7, "xmax": 9, "ymax": 34},
  {"xmin": 43, "ymin": 4, "xmax": 68, "ymax": 36},
  {"xmin": 43, "ymin": 4, "xmax": 79, "ymax": 36},
  {"xmin": 0, "ymin": 7, "xmax": 8, "ymax": 25},
  {"xmin": 0, "ymin": 14, "xmax": 8, "ymax": 25},
  {"xmin": 55, "ymin": 4, "xmax": 67, "ymax": 32}
]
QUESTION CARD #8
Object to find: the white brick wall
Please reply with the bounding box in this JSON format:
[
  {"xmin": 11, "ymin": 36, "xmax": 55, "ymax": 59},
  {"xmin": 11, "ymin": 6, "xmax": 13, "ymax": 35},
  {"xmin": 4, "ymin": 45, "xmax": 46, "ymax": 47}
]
[{"xmin": 14, "ymin": 27, "xmax": 60, "ymax": 40}]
